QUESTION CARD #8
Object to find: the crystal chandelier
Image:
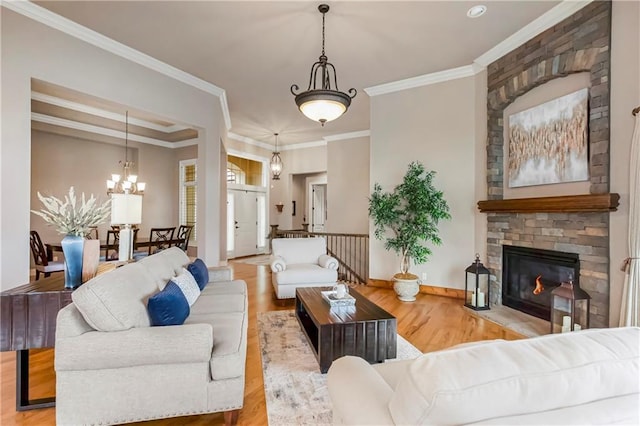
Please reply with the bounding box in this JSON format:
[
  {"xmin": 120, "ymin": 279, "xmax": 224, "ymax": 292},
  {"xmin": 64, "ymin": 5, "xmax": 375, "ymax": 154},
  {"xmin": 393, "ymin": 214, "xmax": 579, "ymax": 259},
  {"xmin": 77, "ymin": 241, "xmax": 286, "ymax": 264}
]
[
  {"xmin": 290, "ymin": 4, "xmax": 356, "ymax": 126},
  {"xmin": 106, "ymin": 111, "xmax": 146, "ymax": 195},
  {"xmin": 270, "ymin": 133, "xmax": 283, "ymax": 180}
]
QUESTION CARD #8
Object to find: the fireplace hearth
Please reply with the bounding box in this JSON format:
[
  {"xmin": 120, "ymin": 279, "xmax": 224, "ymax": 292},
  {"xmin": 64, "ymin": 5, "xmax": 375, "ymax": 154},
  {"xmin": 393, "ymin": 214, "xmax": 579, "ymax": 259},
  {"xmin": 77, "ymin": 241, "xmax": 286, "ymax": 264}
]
[{"xmin": 502, "ymin": 245, "xmax": 579, "ymax": 321}]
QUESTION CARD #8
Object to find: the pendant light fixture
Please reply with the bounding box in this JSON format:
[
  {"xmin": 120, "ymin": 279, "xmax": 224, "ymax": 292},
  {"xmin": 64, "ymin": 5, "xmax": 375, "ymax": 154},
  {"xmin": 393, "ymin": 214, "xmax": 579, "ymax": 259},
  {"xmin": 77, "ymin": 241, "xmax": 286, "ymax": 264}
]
[
  {"xmin": 270, "ymin": 133, "xmax": 283, "ymax": 180},
  {"xmin": 106, "ymin": 111, "xmax": 146, "ymax": 195},
  {"xmin": 290, "ymin": 4, "xmax": 356, "ymax": 126}
]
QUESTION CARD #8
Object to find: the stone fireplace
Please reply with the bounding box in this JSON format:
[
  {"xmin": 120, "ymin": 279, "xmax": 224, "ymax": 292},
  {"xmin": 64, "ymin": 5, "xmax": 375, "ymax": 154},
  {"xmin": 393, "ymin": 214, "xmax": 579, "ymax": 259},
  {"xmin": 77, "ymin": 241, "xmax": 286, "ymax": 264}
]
[
  {"xmin": 482, "ymin": 2, "xmax": 613, "ymax": 329},
  {"xmin": 484, "ymin": 211, "xmax": 612, "ymax": 329},
  {"xmin": 502, "ymin": 245, "xmax": 580, "ymax": 321}
]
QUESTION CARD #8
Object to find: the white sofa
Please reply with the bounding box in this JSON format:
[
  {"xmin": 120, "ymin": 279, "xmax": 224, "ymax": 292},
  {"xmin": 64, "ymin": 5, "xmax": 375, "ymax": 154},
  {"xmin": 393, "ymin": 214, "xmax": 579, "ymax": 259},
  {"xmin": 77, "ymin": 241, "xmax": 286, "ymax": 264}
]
[
  {"xmin": 270, "ymin": 237, "xmax": 338, "ymax": 299},
  {"xmin": 328, "ymin": 327, "xmax": 640, "ymax": 425},
  {"xmin": 55, "ymin": 247, "xmax": 248, "ymax": 426}
]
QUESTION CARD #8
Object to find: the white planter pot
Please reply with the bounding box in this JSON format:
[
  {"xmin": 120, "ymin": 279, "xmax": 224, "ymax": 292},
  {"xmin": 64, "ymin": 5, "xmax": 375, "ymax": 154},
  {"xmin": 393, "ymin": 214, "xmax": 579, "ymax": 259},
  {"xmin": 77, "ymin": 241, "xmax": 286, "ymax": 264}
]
[{"xmin": 393, "ymin": 273, "xmax": 419, "ymax": 302}]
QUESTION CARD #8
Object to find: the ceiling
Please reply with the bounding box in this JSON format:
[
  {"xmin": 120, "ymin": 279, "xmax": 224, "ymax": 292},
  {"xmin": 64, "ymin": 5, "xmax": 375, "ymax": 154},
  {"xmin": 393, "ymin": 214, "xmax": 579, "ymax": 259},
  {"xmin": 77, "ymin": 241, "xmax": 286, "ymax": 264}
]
[
  {"xmin": 31, "ymin": 79, "xmax": 199, "ymax": 147},
  {"xmin": 31, "ymin": 1, "xmax": 562, "ymax": 148}
]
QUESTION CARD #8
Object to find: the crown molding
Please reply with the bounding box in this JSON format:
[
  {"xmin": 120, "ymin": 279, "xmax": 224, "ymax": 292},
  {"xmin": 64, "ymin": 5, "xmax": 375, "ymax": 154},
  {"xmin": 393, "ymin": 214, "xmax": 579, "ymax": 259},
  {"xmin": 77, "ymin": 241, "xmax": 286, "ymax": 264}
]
[
  {"xmin": 363, "ymin": 0, "xmax": 592, "ymax": 97},
  {"xmin": 228, "ymin": 130, "xmax": 372, "ymax": 151},
  {"xmin": 31, "ymin": 92, "xmax": 189, "ymax": 133},
  {"xmin": 474, "ymin": 0, "xmax": 593, "ymax": 67},
  {"xmin": 172, "ymin": 139, "xmax": 199, "ymax": 149},
  {"xmin": 32, "ymin": 112, "xmax": 177, "ymax": 148},
  {"xmin": 4, "ymin": 0, "xmax": 232, "ymax": 130},
  {"xmin": 364, "ymin": 65, "xmax": 482, "ymax": 97},
  {"xmin": 227, "ymin": 132, "xmax": 273, "ymax": 151},
  {"xmin": 227, "ymin": 132, "xmax": 325, "ymax": 151},
  {"xmin": 323, "ymin": 130, "xmax": 371, "ymax": 142},
  {"xmin": 281, "ymin": 139, "xmax": 325, "ymax": 151},
  {"xmin": 10, "ymin": 0, "xmax": 591, "ymax": 142}
]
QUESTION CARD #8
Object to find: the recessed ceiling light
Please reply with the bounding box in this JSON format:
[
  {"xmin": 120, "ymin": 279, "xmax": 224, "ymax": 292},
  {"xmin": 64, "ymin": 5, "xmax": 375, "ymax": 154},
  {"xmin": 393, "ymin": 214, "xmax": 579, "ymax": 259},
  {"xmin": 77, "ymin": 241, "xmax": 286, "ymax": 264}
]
[{"xmin": 467, "ymin": 5, "xmax": 487, "ymax": 18}]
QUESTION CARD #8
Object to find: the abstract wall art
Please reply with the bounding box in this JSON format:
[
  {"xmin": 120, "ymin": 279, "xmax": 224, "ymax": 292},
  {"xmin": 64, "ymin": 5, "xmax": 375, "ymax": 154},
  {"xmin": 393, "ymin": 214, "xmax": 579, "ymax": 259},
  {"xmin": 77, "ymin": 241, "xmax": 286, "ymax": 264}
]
[{"xmin": 507, "ymin": 88, "xmax": 589, "ymax": 188}]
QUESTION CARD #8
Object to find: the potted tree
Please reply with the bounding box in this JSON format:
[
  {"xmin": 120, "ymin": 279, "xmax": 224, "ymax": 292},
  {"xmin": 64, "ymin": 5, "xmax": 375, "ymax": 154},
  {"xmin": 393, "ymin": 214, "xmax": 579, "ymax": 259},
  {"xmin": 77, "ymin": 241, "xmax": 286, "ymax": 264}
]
[{"xmin": 368, "ymin": 161, "xmax": 451, "ymax": 301}]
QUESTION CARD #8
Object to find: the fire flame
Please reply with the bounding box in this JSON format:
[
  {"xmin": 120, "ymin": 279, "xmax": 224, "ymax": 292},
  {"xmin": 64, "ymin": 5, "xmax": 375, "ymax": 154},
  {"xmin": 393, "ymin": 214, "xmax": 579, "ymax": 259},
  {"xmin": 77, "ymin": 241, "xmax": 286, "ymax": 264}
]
[{"xmin": 533, "ymin": 275, "xmax": 544, "ymax": 295}]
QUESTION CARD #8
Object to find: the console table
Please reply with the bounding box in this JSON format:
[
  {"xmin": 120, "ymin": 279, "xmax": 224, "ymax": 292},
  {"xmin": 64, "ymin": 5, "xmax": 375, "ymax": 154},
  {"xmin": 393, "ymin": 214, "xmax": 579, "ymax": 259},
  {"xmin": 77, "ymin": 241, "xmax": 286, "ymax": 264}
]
[{"xmin": 0, "ymin": 274, "xmax": 72, "ymax": 410}]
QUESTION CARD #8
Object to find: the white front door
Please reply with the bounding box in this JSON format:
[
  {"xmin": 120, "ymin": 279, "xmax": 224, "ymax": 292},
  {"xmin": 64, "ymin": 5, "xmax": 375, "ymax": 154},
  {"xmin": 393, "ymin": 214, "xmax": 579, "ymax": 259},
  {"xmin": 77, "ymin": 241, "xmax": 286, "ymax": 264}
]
[
  {"xmin": 232, "ymin": 190, "xmax": 258, "ymax": 258},
  {"xmin": 312, "ymin": 184, "xmax": 326, "ymax": 232}
]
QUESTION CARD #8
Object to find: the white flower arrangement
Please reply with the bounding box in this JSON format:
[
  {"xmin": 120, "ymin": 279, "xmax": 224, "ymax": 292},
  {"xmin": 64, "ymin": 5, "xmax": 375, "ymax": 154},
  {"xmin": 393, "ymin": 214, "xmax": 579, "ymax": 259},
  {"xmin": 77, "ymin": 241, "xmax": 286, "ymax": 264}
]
[{"xmin": 31, "ymin": 187, "xmax": 111, "ymax": 237}]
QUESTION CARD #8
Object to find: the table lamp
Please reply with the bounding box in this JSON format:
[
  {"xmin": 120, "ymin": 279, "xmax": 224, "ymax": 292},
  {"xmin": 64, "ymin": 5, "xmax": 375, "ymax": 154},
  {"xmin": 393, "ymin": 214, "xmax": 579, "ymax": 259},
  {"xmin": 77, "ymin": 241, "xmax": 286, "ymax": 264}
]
[{"xmin": 110, "ymin": 193, "xmax": 143, "ymax": 261}]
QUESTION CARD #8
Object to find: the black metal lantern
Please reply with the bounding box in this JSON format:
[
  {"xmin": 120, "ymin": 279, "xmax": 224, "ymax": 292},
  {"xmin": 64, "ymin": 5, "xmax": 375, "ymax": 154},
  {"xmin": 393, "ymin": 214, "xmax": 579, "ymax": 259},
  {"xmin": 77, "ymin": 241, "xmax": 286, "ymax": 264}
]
[
  {"xmin": 550, "ymin": 275, "xmax": 590, "ymax": 333},
  {"xmin": 269, "ymin": 133, "xmax": 283, "ymax": 180},
  {"xmin": 465, "ymin": 254, "xmax": 490, "ymax": 310}
]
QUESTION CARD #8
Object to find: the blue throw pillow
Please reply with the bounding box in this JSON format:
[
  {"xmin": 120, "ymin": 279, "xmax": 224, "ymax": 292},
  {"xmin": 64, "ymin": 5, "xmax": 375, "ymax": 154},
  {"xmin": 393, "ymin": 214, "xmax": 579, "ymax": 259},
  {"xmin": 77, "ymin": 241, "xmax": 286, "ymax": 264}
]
[
  {"xmin": 187, "ymin": 258, "xmax": 209, "ymax": 291},
  {"xmin": 147, "ymin": 281, "xmax": 190, "ymax": 326}
]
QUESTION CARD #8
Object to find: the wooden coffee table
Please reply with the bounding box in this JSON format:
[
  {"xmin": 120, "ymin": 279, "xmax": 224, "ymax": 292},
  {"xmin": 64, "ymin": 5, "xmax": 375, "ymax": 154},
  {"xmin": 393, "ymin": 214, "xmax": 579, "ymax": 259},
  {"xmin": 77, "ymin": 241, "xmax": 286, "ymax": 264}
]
[{"xmin": 295, "ymin": 287, "xmax": 397, "ymax": 373}]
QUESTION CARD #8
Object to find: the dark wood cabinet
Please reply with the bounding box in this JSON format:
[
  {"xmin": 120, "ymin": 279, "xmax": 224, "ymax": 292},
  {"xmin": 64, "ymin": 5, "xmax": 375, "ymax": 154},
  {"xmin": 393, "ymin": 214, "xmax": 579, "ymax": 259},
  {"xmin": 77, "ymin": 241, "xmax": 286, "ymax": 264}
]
[{"xmin": 1, "ymin": 275, "xmax": 72, "ymax": 410}]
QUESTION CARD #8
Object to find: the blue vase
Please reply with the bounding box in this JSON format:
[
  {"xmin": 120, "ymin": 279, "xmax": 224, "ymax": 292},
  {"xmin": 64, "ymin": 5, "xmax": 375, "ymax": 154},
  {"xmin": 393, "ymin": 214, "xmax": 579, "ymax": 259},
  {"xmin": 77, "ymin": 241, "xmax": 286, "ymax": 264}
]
[{"xmin": 61, "ymin": 235, "xmax": 85, "ymax": 289}]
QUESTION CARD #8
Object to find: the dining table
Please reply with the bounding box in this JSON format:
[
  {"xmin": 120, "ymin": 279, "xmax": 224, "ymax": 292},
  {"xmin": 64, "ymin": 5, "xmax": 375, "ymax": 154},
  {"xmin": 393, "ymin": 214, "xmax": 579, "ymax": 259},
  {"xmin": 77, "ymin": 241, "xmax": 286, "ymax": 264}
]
[{"xmin": 47, "ymin": 237, "xmax": 186, "ymax": 255}]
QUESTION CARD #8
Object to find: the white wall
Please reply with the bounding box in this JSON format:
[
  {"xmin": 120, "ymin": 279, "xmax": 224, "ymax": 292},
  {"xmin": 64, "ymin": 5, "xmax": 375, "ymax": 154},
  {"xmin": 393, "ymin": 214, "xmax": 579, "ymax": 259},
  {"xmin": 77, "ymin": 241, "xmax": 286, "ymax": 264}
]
[
  {"xmin": 474, "ymin": 70, "xmax": 488, "ymax": 265},
  {"xmin": 370, "ymin": 75, "xmax": 483, "ymax": 288},
  {"xmin": 326, "ymin": 136, "xmax": 370, "ymax": 234},
  {"xmin": 609, "ymin": 0, "xmax": 640, "ymax": 326},
  {"xmin": 291, "ymin": 174, "xmax": 306, "ymax": 229},
  {"xmin": 269, "ymin": 145, "xmax": 327, "ymax": 229},
  {"xmin": 30, "ymin": 130, "xmax": 180, "ymax": 247},
  {"xmin": 1, "ymin": 9, "xmax": 224, "ymax": 290},
  {"xmin": 305, "ymin": 173, "xmax": 327, "ymax": 231},
  {"xmin": 219, "ymin": 142, "xmax": 227, "ymax": 262},
  {"xmin": 228, "ymin": 137, "xmax": 369, "ymax": 235}
]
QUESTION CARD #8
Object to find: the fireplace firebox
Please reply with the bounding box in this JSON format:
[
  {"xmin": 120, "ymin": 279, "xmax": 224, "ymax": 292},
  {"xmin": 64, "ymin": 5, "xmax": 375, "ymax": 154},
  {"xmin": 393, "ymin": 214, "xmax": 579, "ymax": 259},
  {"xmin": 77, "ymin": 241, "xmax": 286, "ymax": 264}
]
[{"xmin": 502, "ymin": 245, "xmax": 579, "ymax": 321}]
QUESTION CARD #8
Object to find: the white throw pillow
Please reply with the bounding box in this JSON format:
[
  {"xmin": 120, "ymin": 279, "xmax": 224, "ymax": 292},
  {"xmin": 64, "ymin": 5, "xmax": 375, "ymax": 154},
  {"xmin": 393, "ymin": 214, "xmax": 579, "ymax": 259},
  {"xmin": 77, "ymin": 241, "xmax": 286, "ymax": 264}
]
[{"xmin": 171, "ymin": 268, "xmax": 201, "ymax": 306}]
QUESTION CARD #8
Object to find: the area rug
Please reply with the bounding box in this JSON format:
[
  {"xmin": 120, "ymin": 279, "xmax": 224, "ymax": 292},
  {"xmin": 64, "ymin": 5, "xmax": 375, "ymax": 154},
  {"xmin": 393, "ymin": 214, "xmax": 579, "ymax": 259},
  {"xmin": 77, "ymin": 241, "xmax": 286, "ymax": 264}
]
[{"xmin": 257, "ymin": 310, "xmax": 422, "ymax": 425}]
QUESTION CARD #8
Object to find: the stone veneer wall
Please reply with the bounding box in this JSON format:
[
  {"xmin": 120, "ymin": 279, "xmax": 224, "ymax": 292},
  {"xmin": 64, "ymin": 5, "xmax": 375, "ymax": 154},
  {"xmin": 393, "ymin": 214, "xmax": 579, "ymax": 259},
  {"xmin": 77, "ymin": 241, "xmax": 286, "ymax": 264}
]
[{"xmin": 485, "ymin": 1, "xmax": 612, "ymax": 328}]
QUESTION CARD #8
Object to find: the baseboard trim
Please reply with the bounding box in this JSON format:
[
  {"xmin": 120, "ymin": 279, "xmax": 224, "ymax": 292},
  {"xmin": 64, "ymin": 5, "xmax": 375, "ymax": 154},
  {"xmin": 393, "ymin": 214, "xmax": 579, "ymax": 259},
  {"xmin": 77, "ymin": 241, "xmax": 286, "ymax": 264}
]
[{"xmin": 368, "ymin": 278, "xmax": 465, "ymax": 300}]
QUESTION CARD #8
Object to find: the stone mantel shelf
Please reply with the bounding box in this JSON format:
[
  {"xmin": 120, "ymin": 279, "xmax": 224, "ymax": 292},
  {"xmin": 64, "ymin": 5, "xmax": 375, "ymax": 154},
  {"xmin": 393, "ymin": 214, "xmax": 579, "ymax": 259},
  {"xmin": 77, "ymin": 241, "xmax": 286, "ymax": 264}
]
[{"xmin": 477, "ymin": 193, "xmax": 620, "ymax": 213}]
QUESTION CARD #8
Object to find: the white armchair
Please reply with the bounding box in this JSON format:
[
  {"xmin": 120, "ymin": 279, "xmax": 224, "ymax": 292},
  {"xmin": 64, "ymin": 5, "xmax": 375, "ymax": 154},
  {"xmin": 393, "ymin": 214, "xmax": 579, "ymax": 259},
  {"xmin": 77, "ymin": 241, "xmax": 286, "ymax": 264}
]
[{"xmin": 270, "ymin": 238, "xmax": 339, "ymax": 299}]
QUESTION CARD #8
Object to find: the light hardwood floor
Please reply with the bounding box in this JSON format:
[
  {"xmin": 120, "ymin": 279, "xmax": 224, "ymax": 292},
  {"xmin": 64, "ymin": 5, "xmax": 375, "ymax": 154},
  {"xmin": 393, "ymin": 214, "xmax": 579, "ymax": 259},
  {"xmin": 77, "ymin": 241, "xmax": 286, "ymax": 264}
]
[{"xmin": 1, "ymin": 261, "xmax": 524, "ymax": 425}]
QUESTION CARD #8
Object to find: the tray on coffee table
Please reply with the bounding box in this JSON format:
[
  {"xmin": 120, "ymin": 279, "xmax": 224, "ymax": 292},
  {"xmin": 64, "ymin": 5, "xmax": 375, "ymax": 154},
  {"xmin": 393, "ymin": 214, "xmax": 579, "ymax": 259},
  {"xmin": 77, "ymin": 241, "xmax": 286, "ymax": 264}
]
[{"xmin": 321, "ymin": 290, "xmax": 356, "ymax": 307}]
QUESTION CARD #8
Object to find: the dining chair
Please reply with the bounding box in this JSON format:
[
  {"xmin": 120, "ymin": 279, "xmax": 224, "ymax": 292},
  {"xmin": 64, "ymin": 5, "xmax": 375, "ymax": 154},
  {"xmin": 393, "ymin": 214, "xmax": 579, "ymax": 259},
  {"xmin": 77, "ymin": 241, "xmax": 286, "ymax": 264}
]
[
  {"xmin": 105, "ymin": 228, "xmax": 140, "ymax": 260},
  {"xmin": 29, "ymin": 230, "xmax": 65, "ymax": 280},
  {"xmin": 111, "ymin": 224, "xmax": 138, "ymax": 232},
  {"xmin": 105, "ymin": 229, "xmax": 120, "ymax": 261},
  {"xmin": 174, "ymin": 225, "xmax": 194, "ymax": 251},
  {"xmin": 87, "ymin": 226, "xmax": 99, "ymax": 240},
  {"xmin": 148, "ymin": 227, "xmax": 176, "ymax": 256}
]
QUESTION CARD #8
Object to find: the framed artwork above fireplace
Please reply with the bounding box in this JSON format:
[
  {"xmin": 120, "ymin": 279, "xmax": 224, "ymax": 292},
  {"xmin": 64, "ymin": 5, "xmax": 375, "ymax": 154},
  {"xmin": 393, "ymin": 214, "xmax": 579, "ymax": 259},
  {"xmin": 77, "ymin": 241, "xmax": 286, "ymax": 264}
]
[{"xmin": 507, "ymin": 87, "xmax": 589, "ymax": 188}]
